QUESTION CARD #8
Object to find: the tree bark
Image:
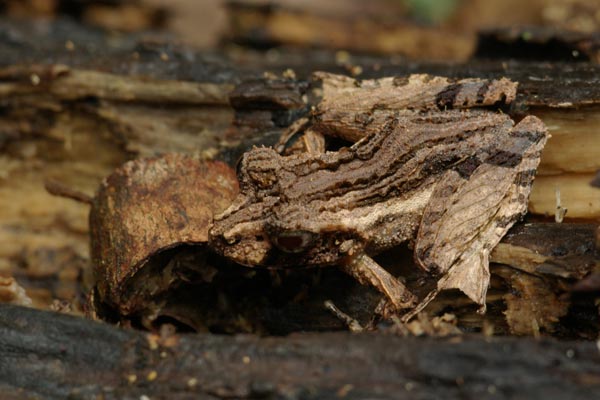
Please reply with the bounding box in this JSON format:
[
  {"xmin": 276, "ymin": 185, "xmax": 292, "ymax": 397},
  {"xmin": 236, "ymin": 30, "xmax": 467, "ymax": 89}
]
[{"xmin": 1, "ymin": 304, "xmax": 599, "ymax": 400}]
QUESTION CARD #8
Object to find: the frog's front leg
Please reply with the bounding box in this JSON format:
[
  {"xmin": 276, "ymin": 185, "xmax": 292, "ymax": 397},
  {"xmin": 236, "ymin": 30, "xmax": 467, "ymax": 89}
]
[
  {"xmin": 275, "ymin": 117, "xmax": 326, "ymax": 155},
  {"xmin": 339, "ymin": 251, "xmax": 417, "ymax": 316}
]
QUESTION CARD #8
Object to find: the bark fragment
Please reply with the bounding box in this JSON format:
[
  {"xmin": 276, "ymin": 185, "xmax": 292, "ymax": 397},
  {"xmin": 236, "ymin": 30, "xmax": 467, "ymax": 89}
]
[
  {"xmin": 90, "ymin": 154, "xmax": 239, "ymax": 314},
  {"xmin": 503, "ymin": 272, "xmax": 570, "ymax": 336},
  {"xmin": 491, "ymin": 223, "xmax": 598, "ymax": 280},
  {"xmin": 0, "ymin": 276, "xmax": 32, "ymax": 306}
]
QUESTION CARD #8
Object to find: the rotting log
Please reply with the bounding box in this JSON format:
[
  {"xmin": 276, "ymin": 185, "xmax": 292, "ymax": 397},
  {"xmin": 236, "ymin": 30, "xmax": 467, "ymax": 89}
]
[
  {"xmin": 0, "ymin": 304, "xmax": 599, "ymax": 400},
  {"xmin": 0, "ymin": 18, "xmax": 243, "ymax": 311},
  {"xmin": 0, "ymin": 17, "xmax": 599, "ymax": 320},
  {"xmin": 0, "ymin": 15, "xmax": 598, "ymax": 400}
]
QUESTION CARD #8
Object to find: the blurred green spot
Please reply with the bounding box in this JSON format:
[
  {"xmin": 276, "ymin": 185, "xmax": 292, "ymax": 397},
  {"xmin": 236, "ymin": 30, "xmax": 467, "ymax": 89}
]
[{"xmin": 406, "ymin": 0, "xmax": 459, "ymax": 24}]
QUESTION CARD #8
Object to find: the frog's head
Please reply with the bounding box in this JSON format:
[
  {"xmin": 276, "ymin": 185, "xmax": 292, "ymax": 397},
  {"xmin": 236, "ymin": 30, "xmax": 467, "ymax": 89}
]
[
  {"xmin": 264, "ymin": 224, "xmax": 362, "ymax": 267},
  {"xmin": 209, "ymin": 146, "xmax": 286, "ymax": 265},
  {"xmin": 209, "ymin": 205, "xmax": 323, "ymax": 267},
  {"xmin": 209, "ymin": 145, "xmax": 359, "ymax": 267},
  {"xmin": 208, "ymin": 194, "xmax": 277, "ymax": 266},
  {"xmin": 263, "ymin": 203, "xmax": 360, "ymax": 266},
  {"xmin": 209, "ymin": 198, "xmax": 355, "ymax": 268}
]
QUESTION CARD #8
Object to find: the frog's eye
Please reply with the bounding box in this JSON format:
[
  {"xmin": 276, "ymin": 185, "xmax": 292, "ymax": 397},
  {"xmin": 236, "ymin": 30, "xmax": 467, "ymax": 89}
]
[{"xmin": 272, "ymin": 230, "xmax": 316, "ymax": 253}]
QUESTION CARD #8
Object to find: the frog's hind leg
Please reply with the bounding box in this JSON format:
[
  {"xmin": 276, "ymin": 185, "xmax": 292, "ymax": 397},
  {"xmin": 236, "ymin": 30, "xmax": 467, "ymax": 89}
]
[
  {"xmin": 339, "ymin": 252, "xmax": 417, "ymax": 318},
  {"xmin": 406, "ymin": 116, "xmax": 547, "ymax": 322}
]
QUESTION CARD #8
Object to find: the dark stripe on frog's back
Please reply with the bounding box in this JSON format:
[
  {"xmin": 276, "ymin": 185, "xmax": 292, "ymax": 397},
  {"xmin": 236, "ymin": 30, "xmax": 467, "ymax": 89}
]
[
  {"xmin": 322, "ymin": 116, "xmax": 511, "ymax": 209},
  {"xmin": 436, "ymin": 83, "xmax": 463, "ymax": 110},
  {"xmin": 279, "ymin": 110, "xmax": 513, "ymax": 209},
  {"xmin": 294, "ymin": 125, "xmax": 500, "ymax": 208},
  {"xmin": 482, "ymin": 118, "xmax": 547, "ymax": 170},
  {"xmin": 485, "ymin": 150, "xmax": 524, "ymax": 168},
  {"xmin": 476, "ymin": 81, "xmax": 492, "ymax": 104}
]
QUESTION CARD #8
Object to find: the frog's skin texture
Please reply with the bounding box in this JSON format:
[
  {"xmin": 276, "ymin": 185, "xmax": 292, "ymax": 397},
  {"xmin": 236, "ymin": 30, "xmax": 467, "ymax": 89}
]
[{"xmin": 209, "ymin": 73, "xmax": 548, "ymax": 320}]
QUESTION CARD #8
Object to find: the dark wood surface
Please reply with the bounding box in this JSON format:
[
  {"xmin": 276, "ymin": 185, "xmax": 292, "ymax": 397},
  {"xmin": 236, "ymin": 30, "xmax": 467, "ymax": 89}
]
[{"xmin": 1, "ymin": 304, "xmax": 599, "ymax": 400}]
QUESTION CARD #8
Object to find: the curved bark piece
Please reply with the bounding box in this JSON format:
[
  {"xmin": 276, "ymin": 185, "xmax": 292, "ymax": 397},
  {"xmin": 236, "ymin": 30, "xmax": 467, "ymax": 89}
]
[{"xmin": 91, "ymin": 155, "xmax": 239, "ymax": 313}]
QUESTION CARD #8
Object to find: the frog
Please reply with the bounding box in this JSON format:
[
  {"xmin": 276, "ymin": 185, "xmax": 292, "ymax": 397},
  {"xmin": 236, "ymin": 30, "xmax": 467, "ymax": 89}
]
[{"xmin": 208, "ymin": 73, "xmax": 548, "ymax": 320}]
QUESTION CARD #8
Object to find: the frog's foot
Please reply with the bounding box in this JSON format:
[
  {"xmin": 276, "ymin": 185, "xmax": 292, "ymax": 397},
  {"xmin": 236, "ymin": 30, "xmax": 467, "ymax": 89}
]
[
  {"xmin": 324, "ymin": 300, "xmax": 364, "ymax": 332},
  {"xmin": 339, "ymin": 252, "xmax": 417, "ymax": 316}
]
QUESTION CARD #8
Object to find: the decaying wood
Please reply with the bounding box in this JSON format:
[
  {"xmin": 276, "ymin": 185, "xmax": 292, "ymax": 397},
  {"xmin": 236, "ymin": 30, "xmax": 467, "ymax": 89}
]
[
  {"xmin": 476, "ymin": 26, "xmax": 600, "ymax": 63},
  {"xmin": 0, "ymin": 304, "xmax": 599, "ymax": 400},
  {"xmin": 491, "ymin": 223, "xmax": 598, "ymax": 337},
  {"xmin": 591, "ymin": 170, "xmax": 600, "ymax": 188},
  {"xmin": 0, "ymin": 276, "xmax": 31, "ymax": 306},
  {"xmin": 0, "ymin": 17, "xmax": 599, "ymax": 327},
  {"xmin": 501, "ymin": 269, "xmax": 570, "ymax": 336},
  {"xmin": 226, "ymin": 0, "xmax": 475, "ymax": 61},
  {"xmin": 90, "ymin": 155, "xmax": 239, "ymax": 314},
  {"xmin": 0, "ymin": 18, "xmax": 243, "ymax": 310},
  {"xmin": 529, "ymin": 173, "xmax": 600, "ymax": 218},
  {"xmin": 538, "ymin": 0, "xmax": 600, "ymax": 34},
  {"xmin": 529, "ymin": 106, "xmax": 600, "ymax": 216},
  {"xmin": 0, "ymin": 0, "xmax": 168, "ymax": 32},
  {"xmin": 225, "ymin": 0, "xmax": 600, "ymax": 62},
  {"xmin": 491, "ymin": 223, "xmax": 598, "ymax": 279}
]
